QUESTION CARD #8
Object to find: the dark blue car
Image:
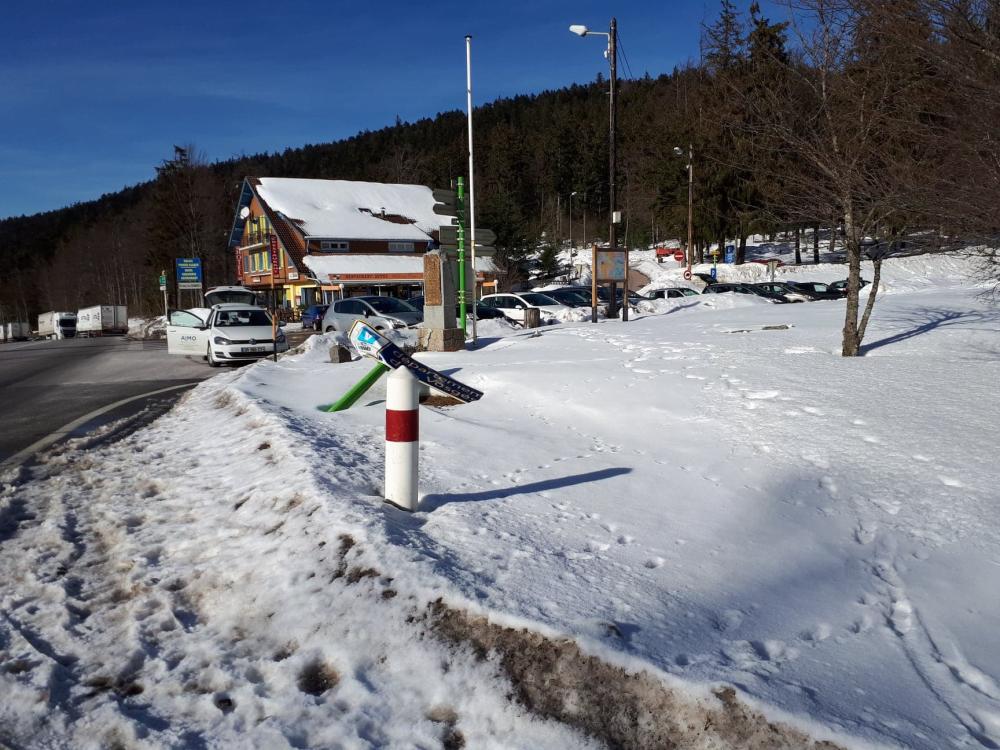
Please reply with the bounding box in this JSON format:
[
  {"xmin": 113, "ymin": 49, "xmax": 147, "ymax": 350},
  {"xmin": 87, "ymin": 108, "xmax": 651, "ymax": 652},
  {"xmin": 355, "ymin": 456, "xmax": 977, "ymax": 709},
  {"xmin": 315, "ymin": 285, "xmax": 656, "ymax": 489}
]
[{"xmin": 301, "ymin": 304, "xmax": 329, "ymax": 330}]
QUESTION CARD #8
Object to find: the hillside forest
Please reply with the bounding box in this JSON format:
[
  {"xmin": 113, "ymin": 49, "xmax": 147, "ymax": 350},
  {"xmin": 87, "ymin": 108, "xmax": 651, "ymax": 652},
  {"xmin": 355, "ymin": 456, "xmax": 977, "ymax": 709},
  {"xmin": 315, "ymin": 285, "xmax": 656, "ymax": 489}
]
[{"xmin": 1, "ymin": 0, "xmax": 998, "ymax": 356}]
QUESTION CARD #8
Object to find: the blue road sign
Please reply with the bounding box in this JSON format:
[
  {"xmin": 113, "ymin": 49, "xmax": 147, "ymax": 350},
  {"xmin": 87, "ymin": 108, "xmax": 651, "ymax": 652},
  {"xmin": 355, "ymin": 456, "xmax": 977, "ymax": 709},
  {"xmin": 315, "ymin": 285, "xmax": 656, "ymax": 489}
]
[
  {"xmin": 724, "ymin": 244, "xmax": 735, "ymax": 264},
  {"xmin": 710, "ymin": 267, "xmax": 718, "ymax": 280},
  {"xmin": 176, "ymin": 258, "xmax": 203, "ymax": 289}
]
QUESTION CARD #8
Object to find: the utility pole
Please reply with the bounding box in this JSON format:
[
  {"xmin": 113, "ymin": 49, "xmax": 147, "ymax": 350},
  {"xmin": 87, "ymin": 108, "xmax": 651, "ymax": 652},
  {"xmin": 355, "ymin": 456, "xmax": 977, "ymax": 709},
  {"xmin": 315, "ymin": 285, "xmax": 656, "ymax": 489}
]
[
  {"xmin": 609, "ymin": 18, "xmax": 626, "ymax": 321},
  {"xmin": 687, "ymin": 144, "xmax": 694, "ymax": 275}
]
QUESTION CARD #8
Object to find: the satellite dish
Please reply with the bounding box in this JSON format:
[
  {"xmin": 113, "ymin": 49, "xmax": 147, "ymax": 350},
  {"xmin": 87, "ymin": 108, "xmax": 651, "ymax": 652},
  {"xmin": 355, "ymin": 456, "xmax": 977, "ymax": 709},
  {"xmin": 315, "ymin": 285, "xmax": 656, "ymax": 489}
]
[{"xmin": 239, "ymin": 206, "xmax": 251, "ymax": 220}]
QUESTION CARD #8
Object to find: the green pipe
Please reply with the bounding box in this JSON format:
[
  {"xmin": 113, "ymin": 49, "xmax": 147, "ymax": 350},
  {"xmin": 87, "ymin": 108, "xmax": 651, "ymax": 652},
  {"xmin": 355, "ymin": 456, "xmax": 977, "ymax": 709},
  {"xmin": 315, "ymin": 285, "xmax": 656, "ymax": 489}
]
[{"xmin": 322, "ymin": 362, "xmax": 390, "ymax": 412}]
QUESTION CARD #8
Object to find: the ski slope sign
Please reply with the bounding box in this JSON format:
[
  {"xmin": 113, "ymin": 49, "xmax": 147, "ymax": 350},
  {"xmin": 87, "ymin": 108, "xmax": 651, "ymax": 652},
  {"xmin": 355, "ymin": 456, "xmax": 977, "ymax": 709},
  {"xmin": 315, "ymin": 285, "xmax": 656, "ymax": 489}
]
[{"xmin": 348, "ymin": 321, "xmax": 484, "ymax": 403}]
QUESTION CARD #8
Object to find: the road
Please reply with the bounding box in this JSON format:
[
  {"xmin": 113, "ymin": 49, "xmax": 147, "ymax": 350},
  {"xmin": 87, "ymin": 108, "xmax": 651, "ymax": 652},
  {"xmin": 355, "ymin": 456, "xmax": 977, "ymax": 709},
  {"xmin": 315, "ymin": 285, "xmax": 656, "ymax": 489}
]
[{"xmin": 0, "ymin": 336, "xmax": 215, "ymax": 465}]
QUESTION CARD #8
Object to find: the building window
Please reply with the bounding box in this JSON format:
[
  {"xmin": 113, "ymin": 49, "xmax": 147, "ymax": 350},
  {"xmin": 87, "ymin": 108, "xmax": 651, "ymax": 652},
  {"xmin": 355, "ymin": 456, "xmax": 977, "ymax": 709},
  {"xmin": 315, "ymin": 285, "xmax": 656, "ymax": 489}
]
[
  {"xmin": 320, "ymin": 241, "xmax": 350, "ymax": 252},
  {"xmin": 388, "ymin": 241, "xmax": 415, "ymax": 252}
]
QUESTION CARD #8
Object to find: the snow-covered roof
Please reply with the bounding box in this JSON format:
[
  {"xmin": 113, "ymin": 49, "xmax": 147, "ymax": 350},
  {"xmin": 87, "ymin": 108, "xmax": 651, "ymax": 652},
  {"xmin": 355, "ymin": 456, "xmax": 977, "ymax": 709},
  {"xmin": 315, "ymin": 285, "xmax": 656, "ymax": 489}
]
[
  {"xmin": 302, "ymin": 253, "xmax": 496, "ymax": 278},
  {"xmin": 255, "ymin": 178, "xmax": 444, "ymax": 242}
]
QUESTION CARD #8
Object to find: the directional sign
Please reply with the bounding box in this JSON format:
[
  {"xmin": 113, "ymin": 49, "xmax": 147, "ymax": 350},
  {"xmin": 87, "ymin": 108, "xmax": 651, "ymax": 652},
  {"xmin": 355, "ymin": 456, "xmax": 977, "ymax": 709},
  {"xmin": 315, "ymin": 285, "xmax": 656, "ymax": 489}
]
[
  {"xmin": 432, "ymin": 188, "xmax": 462, "ymax": 220},
  {"xmin": 175, "ymin": 258, "xmax": 202, "ymax": 290},
  {"xmin": 438, "ymin": 225, "xmax": 497, "ymax": 247},
  {"xmin": 348, "ymin": 321, "xmax": 483, "ymax": 403}
]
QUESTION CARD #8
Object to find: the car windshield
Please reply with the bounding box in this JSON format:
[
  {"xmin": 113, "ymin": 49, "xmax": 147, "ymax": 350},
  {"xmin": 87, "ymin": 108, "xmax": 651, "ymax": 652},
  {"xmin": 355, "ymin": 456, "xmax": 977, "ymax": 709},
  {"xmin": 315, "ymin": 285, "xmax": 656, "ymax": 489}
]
[
  {"xmin": 521, "ymin": 293, "xmax": 559, "ymax": 306},
  {"xmin": 215, "ymin": 309, "xmax": 271, "ymax": 327},
  {"xmin": 366, "ymin": 297, "xmax": 416, "ymax": 314}
]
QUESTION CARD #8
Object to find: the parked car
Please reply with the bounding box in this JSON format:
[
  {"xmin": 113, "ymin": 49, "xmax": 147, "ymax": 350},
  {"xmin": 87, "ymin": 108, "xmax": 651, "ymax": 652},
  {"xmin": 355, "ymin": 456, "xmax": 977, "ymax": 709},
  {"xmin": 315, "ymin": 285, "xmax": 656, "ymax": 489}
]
[
  {"xmin": 828, "ymin": 279, "xmax": 871, "ymax": 297},
  {"xmin": 478, "ymin": 292, "xmax": 570, "ymax": 324},
  {"xmin": 702, "ymin": 283, "xmax": 777, "ymax": 301},
  {"xmin": 322, "ymin": 296, "xmax": 422, "ymax": 333},
  {"xmin": 548, "ymin": 285, "xmax": 611, "ymax": 303},
  {"xmin": 408, "ymin": 296, "xmax": 505, "ymax": 320},
  {"xmin": 748, "ymin": 282, "xmax": 809, "ymax": 303},
  {"xmin": 692, "ymin": 272, "xmax": 717, "ymax": 286},
  {"xmin": 301, "ymin": 304, "xmax": 329, "ymax": 330},
  {"xmin": 647, "ymin": 287, "xmax": 701, "ymax": 300},
  {"xmin": 787, "ymin": 281, "xmax": 843, "ymax": 300},
  {"xmin": 166, "ymin": 303, "xmax": 288, "ymax": 366},
  {"xmin": 543, "ymin": 288, "xmax": 593, "ymax": 307}
]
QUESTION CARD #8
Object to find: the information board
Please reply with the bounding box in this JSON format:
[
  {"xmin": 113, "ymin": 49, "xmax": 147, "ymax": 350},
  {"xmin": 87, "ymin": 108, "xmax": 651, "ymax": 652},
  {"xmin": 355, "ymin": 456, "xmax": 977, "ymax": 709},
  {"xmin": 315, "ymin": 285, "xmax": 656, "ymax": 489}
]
[{"xmin": 175, "ymin": 258, "xmax": 203, "ymax": 290}]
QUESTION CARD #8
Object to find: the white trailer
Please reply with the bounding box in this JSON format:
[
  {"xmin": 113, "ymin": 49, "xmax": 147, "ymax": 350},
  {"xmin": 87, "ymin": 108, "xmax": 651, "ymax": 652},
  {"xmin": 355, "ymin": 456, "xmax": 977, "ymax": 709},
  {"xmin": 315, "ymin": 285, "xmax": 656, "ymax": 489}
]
[
  {"xmin": 1, "ymin": 321, "xmax": 31, "ymax": 342},
  {"xmin": 38, "ymin": 311, "xmax": 78, "ymax": 340},
  {"xmin": 76, "ymin": 305, "xmax": 128, "ymax": 336}
]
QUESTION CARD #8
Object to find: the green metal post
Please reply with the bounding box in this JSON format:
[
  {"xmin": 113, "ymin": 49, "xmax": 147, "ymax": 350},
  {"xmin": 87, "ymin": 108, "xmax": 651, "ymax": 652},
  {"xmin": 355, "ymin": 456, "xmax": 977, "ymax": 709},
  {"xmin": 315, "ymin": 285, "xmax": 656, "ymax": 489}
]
[
  {"xmin": 457, "ymin": 176, "xmax": 467, "ymax": 331},
  {"xmin": 322, "ymin": 362, "xmax": 390, "ymax": 412}
]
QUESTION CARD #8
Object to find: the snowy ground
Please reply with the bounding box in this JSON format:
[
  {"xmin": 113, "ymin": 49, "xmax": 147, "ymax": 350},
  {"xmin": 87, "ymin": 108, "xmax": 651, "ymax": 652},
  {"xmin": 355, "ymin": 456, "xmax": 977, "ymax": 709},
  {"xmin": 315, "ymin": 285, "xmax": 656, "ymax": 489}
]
[{"xmin": 1, "ymin": 253, "xmax": 998, "ymax": 749}]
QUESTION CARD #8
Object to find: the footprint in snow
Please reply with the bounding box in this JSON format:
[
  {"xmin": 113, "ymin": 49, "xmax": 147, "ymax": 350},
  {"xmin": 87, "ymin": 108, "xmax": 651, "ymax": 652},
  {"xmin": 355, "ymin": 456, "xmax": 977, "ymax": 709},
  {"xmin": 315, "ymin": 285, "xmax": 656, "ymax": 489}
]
[
  {"xmin": 744, "ymin": 390, "xmax": 780, "ymax": 400},
  {"xmin": 800, "ymin": 623, "xmax": 832, "ymax": 642},
  {"xmin": 912, "ymin": 454, "xmax": 931, "ymax": 462},
  {"xmin": 644, "ymin": 557, "xmax": 665, "ymax": 569},
  {"xmin": 819, "ymin": 476, "xmax": 839, "ymax": 497},
  {"xmin": 617, "ymin": 535, "xmax": 634, "ymax": 545},
  {"xmin": 863, "ymin": 435, "xmax": 882, "ymax": 444},
  {"xmin": 939, "ymin": 476, "xmax": 965, "ymax": 488},
  {"xmin": 715, "ymin": 609, "xmax": 744, "ymax": 632},
  {"xmin": 800, "ymin": 406, "xmax": 824, "ymax": 415}
]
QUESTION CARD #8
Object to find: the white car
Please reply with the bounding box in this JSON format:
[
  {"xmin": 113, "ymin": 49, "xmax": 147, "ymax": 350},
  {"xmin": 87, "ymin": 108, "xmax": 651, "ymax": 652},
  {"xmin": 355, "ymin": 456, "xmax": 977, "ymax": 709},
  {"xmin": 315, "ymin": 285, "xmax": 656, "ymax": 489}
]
[
  {"xmin": 478, "ymin": 292, "xmax": 570, "ymax": 323},
  {"xmin": 321, "ymin": 296, "xmax": 423, "ymax": 333},
  {"xmin": 166, "ymin": 303, "xmax": 288, "ymax": 366}
]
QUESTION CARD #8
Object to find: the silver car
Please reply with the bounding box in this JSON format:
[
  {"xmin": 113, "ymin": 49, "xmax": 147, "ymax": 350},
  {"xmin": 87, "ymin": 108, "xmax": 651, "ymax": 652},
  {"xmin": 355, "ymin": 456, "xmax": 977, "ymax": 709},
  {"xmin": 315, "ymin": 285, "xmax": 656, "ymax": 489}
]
[{"xmin": 321, "ymin": 296, "xmax": 423, "ymax": 333}]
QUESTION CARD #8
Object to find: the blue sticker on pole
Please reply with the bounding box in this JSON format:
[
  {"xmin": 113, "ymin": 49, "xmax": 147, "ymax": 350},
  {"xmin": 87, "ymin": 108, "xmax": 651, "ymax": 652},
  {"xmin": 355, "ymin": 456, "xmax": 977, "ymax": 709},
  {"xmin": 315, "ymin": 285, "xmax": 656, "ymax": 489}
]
[
  {"xmin": 176, "ymin": 258, "xmax": 203, "ymax": 289},
  {"xmin": 710, "ymin": 267, "xmax": 717, "ymax": 280},
  {"xmin": 724, "ymin": 244, "xmax": 735, "ymax": 264}
]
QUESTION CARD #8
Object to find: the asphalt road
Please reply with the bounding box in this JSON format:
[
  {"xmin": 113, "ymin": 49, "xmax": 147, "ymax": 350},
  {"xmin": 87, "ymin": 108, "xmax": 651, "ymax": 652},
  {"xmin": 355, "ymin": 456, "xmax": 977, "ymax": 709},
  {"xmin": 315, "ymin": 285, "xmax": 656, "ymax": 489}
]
[{"xmin": 0, "ymin": 336, "xmax": 215, "ymax": 464}]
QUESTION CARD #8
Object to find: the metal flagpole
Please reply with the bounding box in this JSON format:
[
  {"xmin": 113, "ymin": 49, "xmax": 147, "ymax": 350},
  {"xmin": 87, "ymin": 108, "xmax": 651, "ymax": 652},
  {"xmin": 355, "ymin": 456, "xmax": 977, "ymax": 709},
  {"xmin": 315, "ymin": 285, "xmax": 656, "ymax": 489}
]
[{"xmin": 466, "ymin": 34, "xmax": 478, "ymax": 347}]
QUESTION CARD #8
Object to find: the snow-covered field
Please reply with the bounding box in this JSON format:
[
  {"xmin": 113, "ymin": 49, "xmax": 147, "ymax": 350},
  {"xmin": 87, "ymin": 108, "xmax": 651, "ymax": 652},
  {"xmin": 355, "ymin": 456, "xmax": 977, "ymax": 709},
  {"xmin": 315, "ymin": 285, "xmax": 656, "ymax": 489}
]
[{"xmin": 1, "ymin": 254, "xmax": 998, "ymax": 749}]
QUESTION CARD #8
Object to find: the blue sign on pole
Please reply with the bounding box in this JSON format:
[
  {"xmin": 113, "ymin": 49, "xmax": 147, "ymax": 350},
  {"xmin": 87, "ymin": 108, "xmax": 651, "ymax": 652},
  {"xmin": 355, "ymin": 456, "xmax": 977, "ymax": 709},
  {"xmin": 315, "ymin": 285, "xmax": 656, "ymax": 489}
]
[
  {"xmin": 176, "ymin": 258, "xmax": 203, "ymax": 290},
  {"xmin": 724, "ymin": 244, "xmax": 735, "ymax": 264},
  {"xmin": 709, "ymin": 266, "xmax": 718, "ymax": 280}
]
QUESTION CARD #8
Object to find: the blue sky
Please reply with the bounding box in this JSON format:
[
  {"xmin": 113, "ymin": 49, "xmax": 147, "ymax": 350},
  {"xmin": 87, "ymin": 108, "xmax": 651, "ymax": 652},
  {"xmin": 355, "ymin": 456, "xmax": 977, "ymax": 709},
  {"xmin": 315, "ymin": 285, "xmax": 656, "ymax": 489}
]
[{"xmin": 1, "ymin": 0, "xmax": 785, "ymax": 219}]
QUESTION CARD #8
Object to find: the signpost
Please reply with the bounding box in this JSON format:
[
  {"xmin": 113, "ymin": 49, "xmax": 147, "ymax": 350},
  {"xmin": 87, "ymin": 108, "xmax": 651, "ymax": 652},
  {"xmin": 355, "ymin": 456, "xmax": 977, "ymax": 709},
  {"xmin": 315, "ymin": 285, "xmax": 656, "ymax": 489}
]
[
  {"xmin": 175, "ymin": 258, "xmax": 202, "ymax": 311},
  {"xmin": 159, "ymin": 270, "xmax": 168, "ymax": 322},
  {"xmin": 175, "ymin": 258, "xmax": 202, "ymax": 289},
  {"xmin": 269, "ymin": 234, "xmax": 280, "ymax": 361},
  {"xmin": 591, "ymin": 245, "xmax": 627, "ymax": 323},
  {"xmin": 673, "ymin": 249, "xmax": 685, "ymax": 263}
]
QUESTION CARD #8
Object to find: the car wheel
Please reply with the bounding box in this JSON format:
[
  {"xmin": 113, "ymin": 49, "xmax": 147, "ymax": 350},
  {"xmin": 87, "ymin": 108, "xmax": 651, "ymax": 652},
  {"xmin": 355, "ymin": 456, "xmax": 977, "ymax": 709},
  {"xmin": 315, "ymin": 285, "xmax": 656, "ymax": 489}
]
[
  {"xmin": 325, "ymin": 325, "xmax": 335, "ymax": 333},
  {"xmin": 207, "ymin": 344, "xmax": 221, "ymax": 368}
]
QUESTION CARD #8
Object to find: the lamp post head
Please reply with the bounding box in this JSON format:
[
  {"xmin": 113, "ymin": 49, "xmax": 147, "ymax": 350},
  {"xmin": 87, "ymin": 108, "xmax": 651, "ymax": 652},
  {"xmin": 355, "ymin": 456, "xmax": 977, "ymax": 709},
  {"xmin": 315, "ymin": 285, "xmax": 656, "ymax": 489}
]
[
  {"xmin": 569, "ymin": 24, "xmax": 589, "ymax": 36},
  {"xmin": 673, "ymin": 146, "xmax": 684, "ymax": 157},
  {"xmin": 571, "ymin": 191, "xmax": 578, "ymax": 197}
]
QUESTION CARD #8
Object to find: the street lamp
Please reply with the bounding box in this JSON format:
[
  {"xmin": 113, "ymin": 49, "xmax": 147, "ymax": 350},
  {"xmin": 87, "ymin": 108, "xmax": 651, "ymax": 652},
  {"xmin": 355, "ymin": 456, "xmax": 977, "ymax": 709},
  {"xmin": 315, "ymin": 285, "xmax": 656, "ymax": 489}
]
[
  {"xmin": 674, "ymin": 145, "xmax": 694, "ymax": 274},
  {"xmin": 570, "ymin": 18, "xmax": 624, "ymax": 322}
]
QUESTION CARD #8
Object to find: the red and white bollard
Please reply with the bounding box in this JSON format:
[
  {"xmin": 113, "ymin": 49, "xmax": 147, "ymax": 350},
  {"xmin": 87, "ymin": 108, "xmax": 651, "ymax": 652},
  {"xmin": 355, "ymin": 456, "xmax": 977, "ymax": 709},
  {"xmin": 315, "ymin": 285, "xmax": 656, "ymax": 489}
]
[{"xmin": 385, "ymin": 366, "xmax": 420, "ymax": 511}]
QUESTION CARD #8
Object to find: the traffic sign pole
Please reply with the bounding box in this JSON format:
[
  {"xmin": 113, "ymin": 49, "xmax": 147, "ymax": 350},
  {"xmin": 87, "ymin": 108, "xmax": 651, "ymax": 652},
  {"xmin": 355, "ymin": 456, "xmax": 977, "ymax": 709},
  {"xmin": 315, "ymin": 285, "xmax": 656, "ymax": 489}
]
[
  {"xmin": 457, "ymin": 177, "xmax": 467, "ymax": 333},
  {"xmin": 160, "ymin": 270, "xmax": 168, "ymax": 322}
]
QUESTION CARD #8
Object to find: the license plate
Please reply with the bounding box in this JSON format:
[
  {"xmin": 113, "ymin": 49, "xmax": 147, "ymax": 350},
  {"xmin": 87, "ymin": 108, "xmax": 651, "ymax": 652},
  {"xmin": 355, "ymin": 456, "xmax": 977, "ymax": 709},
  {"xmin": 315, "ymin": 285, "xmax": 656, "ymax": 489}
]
[{"xmin": 240, "ymin": 346, "xmax": 267, "ymax": 353}]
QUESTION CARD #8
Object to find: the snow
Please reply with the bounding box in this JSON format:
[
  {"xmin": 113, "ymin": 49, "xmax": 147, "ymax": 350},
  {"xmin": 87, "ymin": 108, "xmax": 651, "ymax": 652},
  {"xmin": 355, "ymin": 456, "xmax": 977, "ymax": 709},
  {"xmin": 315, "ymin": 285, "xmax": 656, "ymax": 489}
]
[
  {"xmin": 256, "ymin": 178, "xmax": 444, "ymax": 242},
  {"xmin": 303, "ymin": 253, "xmax": 497, "ymax": 279},
  {"xmin": 1, "ymin": 252, "xmax": 998, "ymax": 749}
]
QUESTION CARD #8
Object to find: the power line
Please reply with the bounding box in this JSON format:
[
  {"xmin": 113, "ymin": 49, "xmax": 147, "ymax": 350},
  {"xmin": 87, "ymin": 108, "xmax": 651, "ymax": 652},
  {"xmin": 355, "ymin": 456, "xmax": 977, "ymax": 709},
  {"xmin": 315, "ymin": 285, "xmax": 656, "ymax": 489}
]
[{"xmin": 617, "ymin": 31, "xmax": 636, "ymax": 80}]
